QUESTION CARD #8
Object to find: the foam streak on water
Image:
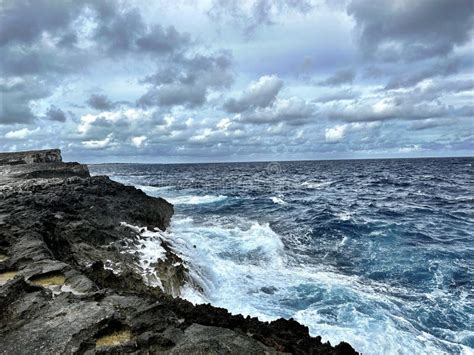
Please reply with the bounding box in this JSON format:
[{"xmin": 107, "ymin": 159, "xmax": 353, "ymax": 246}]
[{"xmin": 90, "ymin": 158, "xmax": 474, "ymax": 355}]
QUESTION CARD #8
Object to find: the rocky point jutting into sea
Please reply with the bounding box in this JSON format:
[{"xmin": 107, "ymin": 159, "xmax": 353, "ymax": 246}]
[{"xmin": 0, "ymin": 149, "xmax": 356, "ymax": 354}]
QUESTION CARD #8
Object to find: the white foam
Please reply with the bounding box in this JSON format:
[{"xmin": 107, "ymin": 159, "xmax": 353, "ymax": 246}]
[
  {"xmin": 166, "ymin": 194, "xmax": 227, "ymax": 205},
  {"xmin": 120, "ymin": 222, "xmax": 169, "ymax": 289},
  {"xmin": 161, "ymin": 215, "xmax": 472, "ymax": 355},
  {"xmin": 136, "ymin": 184, "xmax": 173, "ymax": 195},
  {"xmin": 271, "ymin": 196, "xmax": 287, "ymax": 205},
  {"xmin": 301, "ymin": 181, "xmax": 333, "ymax": 189},
  {"xmin": 336, "ymin": 212, "xmax": 352, "ymax": 221}
]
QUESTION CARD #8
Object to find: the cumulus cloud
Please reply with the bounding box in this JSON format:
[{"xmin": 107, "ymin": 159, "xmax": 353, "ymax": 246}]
[
  {"xmin": 5, "ymin": 127, "xmax": 40, "ymax": 139},
  {"xmin": 325, "ymin": 122, "xmax": 381, "ymax": 143},
  {"xmin": 239, "ymin": 97, "xmax": 315, "ymax": 124},
  {"xmin": 131, "ymin": 135, "xmax": 147, "ymax": 148},
  {"xmin": 325, "ymin": 124, "xmax": 346, "ymax": 142},
  {"xmin": 224, "ymin": 75, "xmax": 283, "ymax": 113},
  {"xmin": 82, "ymin": 133, "xmax": 114, "ymax": 150}
]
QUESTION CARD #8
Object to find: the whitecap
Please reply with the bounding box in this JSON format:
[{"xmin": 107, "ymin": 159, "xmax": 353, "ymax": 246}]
[
  {"xmin": 271, "ymin": 196, "xmax": 287, "ymax": 205},
  {"xmin": 336, "ymin": 212, "xmax": 352, "ymax": 221},
  {"xmin": 301, "ymin": 181, "xmax": 333, "ymax": 189},
  {"xmin": 166, "ymin": 195, "xmax": 227, "ymax": 205}
]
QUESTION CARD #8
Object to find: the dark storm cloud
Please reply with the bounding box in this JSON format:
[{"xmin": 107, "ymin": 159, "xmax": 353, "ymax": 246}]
[
  {"xmin": 348, "ymin": 0, "xmax": 474, "ymax": 61},
  {"xmin": 138, "ymin": 51, "xmax": 233, "ymax": 108},
  {"xmin": 45, "ymin": 105, "xmax": 67, "ymax": 122},
  {"xmin": 319, "ymin": 68, "xmax": 355, "ymax": 86},
  {"xmin": 86, "ymin": 94, "xmax": 115, "ymax": 111}
]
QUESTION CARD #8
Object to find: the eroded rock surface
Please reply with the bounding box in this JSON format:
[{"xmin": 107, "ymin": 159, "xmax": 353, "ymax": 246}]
[{"xmin": 0, "ymin": 149, "xmax": 357, "ymax": 354}]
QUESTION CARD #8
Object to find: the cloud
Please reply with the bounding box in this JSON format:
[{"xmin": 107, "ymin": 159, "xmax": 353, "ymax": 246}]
[
  {"xmin": 224, "ymin": 75, "xmax": 283, "ymax": 113},
  {"xmin": 0, "ymin": 0, "xmax": 83, "ymax": 46},
  {"xmin": 208, "ymin": 0, "xmax": 314, "ymax": 36},
  {"xmin": 86, "ymin": 94, "xmax": 115, "ymax": 111},
  {"xmin": 315, "ymin": 89, "xmax": 360, "ymax": 103},
  {"xmin": 136, "ymin": 25, "xmax": 190, "ymax": 54},
  {"xmin": 0, "ymin": 0, "xmax": 196, "ymax": 124},
  {"xmin": 0, "ymin": 77, "xmax": 51, "ymax": 124},
  {"xmin": 384, "ymin": 55, "xmax": 469, "ymax": 89},
  {"xmin": 323, "ymin": 95, "xmax": 459, "ymax": 122},
  {"xmin": 325, "ymin": 122, "xmax": 381, "ymax": 143},
  {"xmin": 398, "ymin": 144, "xmax": 422, "ymax": 153},
  {"xmin": 319, "ymin": 68, "xmax": 355, "ymax": 86},
  {"xmin": 45, "ymin": 105, "xmax": 66, "ymax": 122},
  {"xmin": 238, "ymin": 97, "xmax": 315, "ymax": 124},
  {"xmin": 131, "ymin": 135, "xmax": 147, "ymax": 148},
  {"xmin": 5, "ymin": 127, "xmax": 39, "ymax": 139},
  {"xmin": 325, "ymin": 124, "xmax": 347, "ymax": 142},
  {"xmin": 348, "ymin": 0, "xmax": 474, "ymax": 61},
  {"xmin": 138, "ymin": 51, "xmax": 233, "ymax": 108},
  {"xmin": 82, "ymin": 133, "xmax": 114, "ymax": 150}
]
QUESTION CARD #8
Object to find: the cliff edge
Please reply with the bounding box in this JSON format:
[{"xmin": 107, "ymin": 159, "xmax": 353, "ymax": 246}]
[{"xmin": 0, "ymin": 149, "xmax": 357, "ymax": 354}]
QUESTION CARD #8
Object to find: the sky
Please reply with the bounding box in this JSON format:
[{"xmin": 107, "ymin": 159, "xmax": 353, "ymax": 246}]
[{"xmin": 0, "ymin": 0, "xmax": 473, "ymax": 163}]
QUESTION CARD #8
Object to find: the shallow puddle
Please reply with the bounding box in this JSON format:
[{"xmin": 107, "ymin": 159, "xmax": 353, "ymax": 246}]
[
  {"xmin": 29, "ymin": 272, "xmax": 66, "ymax": 287},
  {"xmin": 96, "ymin": 329, "xmax": 132, "ymax": 348},
  {"xmin": 0, "ymin": 271, "xmax": 17, "ymax": 285}
]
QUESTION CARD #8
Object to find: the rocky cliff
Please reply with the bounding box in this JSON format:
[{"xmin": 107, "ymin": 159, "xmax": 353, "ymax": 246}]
[{"xmin": 0, "ymin": 149, "xmax": 357, "ymax": 354}]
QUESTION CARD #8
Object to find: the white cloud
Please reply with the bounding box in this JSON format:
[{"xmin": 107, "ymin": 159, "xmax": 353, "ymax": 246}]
[
  {"xmin": 78, "ymin": 109, "xmax": 150, "ymax": 134},
  {"xmin": 216, "ymin": 118, "xmax": 232, "ymax": 130},
  {"xmin": 5, "ymin": 127, "xmax": 39, "ymax": 139},
  {"xmin": 82, "ymin": 133, "xmax": 113, "ymax": 150},
  {"xmin": 325, "ymin": 124, "xmax": 347, "ymax": 142},
  {"xmin": 399, "ymin": 145, "xmax": 422, "ymax": 153},
  {"xmin": 325, "ymin": 122, "xmax": 381, "ymax": 142},
  {"xmin": 224, "ymin": 75, "xmax": 283, "ymax": 112},
  {"xmin": 131, "ymin": 135, "xmax": 147, "ymax": 148}
]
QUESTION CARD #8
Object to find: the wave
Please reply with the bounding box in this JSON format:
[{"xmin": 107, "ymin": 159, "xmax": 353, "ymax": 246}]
[
  {"xmin": 163, "ymin": 216, "xmax": 472, "ymax": 355},
  {"xmin": 301, "ymin": 181, "xmax": 334, "ymax": 189},
  {"xmin": 135, "ymin": 184, "xmax": 173, "ymax": 195},
  {"xmin": 166, "ymin": 195, "xmax": 228, "ymax": 205},
  {"xmin": 271, "ymin": 196, "xmax": 287, "ymax": 205}
]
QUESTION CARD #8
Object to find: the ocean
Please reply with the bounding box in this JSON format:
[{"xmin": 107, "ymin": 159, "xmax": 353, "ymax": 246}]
[{"xmin": 89, "ymin": 157, "xmax": 473, "ymax": 354}]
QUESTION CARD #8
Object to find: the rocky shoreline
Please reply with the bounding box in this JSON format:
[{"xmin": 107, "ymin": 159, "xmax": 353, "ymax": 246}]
[{"xmin": 0, "ymin": 149, "xmax": 357, "ymax": 354}]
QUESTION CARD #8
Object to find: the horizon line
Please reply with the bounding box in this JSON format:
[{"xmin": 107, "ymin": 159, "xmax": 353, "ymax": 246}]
[{"xmin": 86, "ymin": 154, "xmax": 474, "ymax": 166}]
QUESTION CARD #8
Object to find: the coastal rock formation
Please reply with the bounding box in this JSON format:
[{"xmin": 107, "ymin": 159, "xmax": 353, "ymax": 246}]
[{"xmin": 0, "ymin": 149, "xmax": 357, "ymax": 354}]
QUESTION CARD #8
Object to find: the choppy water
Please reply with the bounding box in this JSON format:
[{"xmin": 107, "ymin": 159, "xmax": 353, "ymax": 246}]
[{"xmin": 90, "ymin": 158, "xmax": 474, "ymax": 354}]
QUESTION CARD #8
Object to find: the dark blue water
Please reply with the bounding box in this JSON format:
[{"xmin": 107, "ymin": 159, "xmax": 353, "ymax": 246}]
[{"xmin": 90, "ymin": 158, "xmax": 474, "ymax": 354}]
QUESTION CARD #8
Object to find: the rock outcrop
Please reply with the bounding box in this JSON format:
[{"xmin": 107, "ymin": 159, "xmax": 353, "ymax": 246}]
[{"xmin": 0, "ymin": 149, "xmax": 357, "ymax": 354}]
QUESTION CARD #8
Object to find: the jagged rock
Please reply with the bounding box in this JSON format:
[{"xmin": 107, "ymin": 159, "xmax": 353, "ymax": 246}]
[
  {"xmin": 0, "ymin": 149, "xmax": 358, "ymax": 354},
  {"xmin": 0, "ymin": 149, "xmax": 62, "ymax": 165}
]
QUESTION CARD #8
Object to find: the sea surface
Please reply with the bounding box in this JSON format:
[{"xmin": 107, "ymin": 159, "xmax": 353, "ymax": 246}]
[{"xmin": 89, "ymin": 157, "xmax": 474, "ymax": 354}]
